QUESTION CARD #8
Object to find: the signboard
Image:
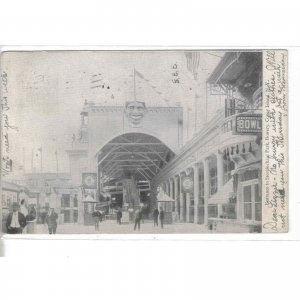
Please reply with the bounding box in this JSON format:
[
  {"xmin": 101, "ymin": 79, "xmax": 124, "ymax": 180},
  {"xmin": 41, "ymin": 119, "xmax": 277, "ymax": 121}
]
[
  {"xmin": 181, "ymin": 175, "xmax": 194, "ymax": 193},
  {"xmin": 82, "ymin": 173, "xmax": 97, "ymax": 189},
  {"xmin": 95, "ymin": 201, "xmax": 111, "ymax": 210},
  {"xmin": 235, "ymin": 114, "xmax": 262, "ymax": 134}
]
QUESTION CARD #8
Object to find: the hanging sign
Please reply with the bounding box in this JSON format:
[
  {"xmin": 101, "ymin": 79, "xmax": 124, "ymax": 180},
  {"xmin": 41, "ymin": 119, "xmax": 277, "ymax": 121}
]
[
  {"xmin": 82, "ymin": 173, "xmax": 97, "ymax": 189},
  {"xmin": 181, "ymin": 175, "xmax": 194, "ymax": 193},
  {"xmin": 235, "ymin": 114, "xmax": 262, "ymax": 134}
]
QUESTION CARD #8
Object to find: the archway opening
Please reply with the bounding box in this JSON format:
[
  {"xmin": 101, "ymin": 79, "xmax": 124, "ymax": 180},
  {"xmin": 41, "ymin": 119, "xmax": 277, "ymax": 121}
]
[{"xmin": 96, "ymin": 133, "xmax": 175, "ymax": 216}]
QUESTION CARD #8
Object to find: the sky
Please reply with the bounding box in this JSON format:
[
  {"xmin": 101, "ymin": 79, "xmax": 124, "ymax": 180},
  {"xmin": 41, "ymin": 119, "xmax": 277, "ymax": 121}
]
[{"xmin": 2, "ymin": 50, "xmax": 224, "ymax": 175}]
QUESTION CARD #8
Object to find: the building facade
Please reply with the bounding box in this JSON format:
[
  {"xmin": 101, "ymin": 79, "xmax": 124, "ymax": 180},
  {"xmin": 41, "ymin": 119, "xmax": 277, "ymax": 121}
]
[{"xmin": 151, "ymin": 51, "xmax": 263, "ymax": 232}]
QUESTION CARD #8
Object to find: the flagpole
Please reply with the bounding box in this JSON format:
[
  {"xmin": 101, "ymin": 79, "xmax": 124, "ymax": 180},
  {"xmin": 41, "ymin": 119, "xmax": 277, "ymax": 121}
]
[
  {"xmin": 55, "ymin": 150, "xmax": 59, "ymax": 177},
  {"xmin": 133, "ymin": 66, "xmax": 136, "ymax": 101},
  {"xmin": 41, "ymin": 148, "xmax": 43, "ymax": 174},
  {"xmin": 31, "ymin": 149, "xmax": 34, "ymax": 173},
  {"xmin": 194, "ymin": 94, "xmax": 197, "ymax": 133}
]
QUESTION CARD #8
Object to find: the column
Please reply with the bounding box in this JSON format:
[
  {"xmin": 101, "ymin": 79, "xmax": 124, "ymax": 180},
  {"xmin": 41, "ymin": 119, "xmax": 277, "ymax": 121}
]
[
  {"xmin": 174, "ymin": 176, "xmax": 179, "ymax": 216},
  {"xmin": 203, "ymin": 158, "xmax": 210, "ymax": 226},
  {"xmin": 236, "ymin": 175, "xmax": 242, "ymax": 221},
  {"xmin": 179, "ymin": 175, "xmax": 184, "ymax": 222},
  {"xmin": 186, "ymin": 193, "xmax": 190, "ymax": 222},
  {"xmin": 169, "ymin": 179, "xmax": 174, "ymax": 212},
  {"xmin": 166, "ymin": 181, "xmax": 170, "ymax": 196},
  {"xmin": 170, "ymin": 179, "xmax": 174, "ymax": 199},
  {"xmin": 217, "ymin": 152, "xmax": 224, "ymax": 219},
  {"xmin": 217, "ymin": 151, "xmax": 224, "ymax": 191},
  {"xmin": 193, "ymin": 164, "xmax": 199, "ymax": 224}
]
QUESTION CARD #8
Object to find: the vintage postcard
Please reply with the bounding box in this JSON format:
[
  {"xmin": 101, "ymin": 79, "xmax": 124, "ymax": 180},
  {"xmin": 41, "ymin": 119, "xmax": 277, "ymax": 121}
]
[{"xmin": 0, "ymin": 49, "xmax": 288, "ymax": 235}]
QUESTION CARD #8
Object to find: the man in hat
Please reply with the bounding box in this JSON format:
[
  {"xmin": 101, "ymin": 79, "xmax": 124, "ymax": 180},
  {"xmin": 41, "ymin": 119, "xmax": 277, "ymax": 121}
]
[
  {"xmin": 6, "ymin": 202, "xmax": 27, "ymax": 234},
  {"xmin": 45, "ymin": 207, "xmax": 58, "ymax": 234},
  {"xmin": 159, "ymin": 206, "xmax": 165, "ymax": 229}
]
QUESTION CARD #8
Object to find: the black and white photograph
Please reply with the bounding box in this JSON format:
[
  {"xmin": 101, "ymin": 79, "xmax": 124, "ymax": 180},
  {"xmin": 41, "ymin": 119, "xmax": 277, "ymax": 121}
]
[{"xmin": 0, "ymin": 50, "xmax": 287, "ymax": 234}]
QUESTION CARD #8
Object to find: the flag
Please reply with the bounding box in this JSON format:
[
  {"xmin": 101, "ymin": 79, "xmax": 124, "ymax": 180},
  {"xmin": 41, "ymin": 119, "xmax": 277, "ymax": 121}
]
[
  {"xmin": 134, "ymin": 69, "xmax": 145, "ymax": 80},
  {"xmin": 185, "ymin": 52, "xmax": 200, "ymax": 80}
]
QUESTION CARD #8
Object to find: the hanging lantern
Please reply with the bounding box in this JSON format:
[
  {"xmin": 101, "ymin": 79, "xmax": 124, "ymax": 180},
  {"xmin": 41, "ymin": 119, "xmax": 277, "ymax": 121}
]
[
  {"xmin": 236, "ymin": 144, "xmax": 239, "ymax": 154},
  {"xmin": 249, "ymin": 142, "xmax": 253, "ymax": 152},
  {"xmin": 242, "ymin": 144, "xmax": 246, "ymax": 153}
]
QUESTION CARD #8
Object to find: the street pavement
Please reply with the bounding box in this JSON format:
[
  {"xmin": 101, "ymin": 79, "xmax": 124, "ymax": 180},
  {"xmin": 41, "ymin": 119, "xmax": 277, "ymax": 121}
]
[{"xmin": 34, "ymin": 220, "xmax": 209, "ymax": 234}]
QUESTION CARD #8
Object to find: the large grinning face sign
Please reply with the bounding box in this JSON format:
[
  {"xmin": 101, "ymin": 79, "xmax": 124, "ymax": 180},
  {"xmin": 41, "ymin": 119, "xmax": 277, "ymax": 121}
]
[{"xmin": 125, "ymin": 101, "xmax": 147, "ymax": 127}]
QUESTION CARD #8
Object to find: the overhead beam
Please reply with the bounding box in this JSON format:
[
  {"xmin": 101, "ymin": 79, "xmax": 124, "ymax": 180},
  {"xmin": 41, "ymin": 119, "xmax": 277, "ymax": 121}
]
[
  {"xmin": 137, "ymin": 168, "xmax": 152, "ymax": 180},
  {"xmin": 136, "ymin": 169, "xmax": 150, "ymax": 181},
  {"xmin": 104, "ymin": 159, "xmax": 160, "ymax": 162},
  {"xmin": 107, "ymin": 143, "xmax": 164, "ymax": 146}
]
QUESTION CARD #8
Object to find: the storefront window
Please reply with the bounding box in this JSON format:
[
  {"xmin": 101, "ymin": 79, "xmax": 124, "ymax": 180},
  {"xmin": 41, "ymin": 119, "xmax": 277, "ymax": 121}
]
[
  {"xmin": 222, "ymin": 196, "xmax": 237, "ymax": 219},
  {"xmin": 243, "ymin": 182, "xmax": 261, "ymax": 221},
  {"xmin": 210, "ymin": 168, "xmax": 217, "ymax": 196},
  {"xmin": 223, "ymin": 160, "xmax": 235, "ymax": 184},
  {"xmin": 73, "ymin": 195, "xmax": 78, "ymax": 207},
  {"xmin": 208, "ymin": 205, "xmax": 218, "ymax": 218},
  {"xmin": 255, "ymin": 184, "xmax": 262, "ymax": 221},
  {"xmin": 243, "ymin": 185, "xmax": 252, "ymax": 220},
  {"xmin": 61, "ymin": 194, "xmax": 70, "ymax": 207},
  {"xmin": 199, "ymin": 171, "xmax": 204, "ymax": 204}
]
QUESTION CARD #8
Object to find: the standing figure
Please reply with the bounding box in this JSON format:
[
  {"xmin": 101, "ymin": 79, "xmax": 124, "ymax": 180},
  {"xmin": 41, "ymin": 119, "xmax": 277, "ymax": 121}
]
[
  {"xmin": 153, "ymin": 207, "xmax": 159, "ymax": 227},
  {"xmin": 159, "ymin": 206, "xmax": 165, "ymax": 229},
  {"xmin": 134, "ymin": 208, "xmax": 141, "ymax": 231},
  {"xmin": 92, "ymin": 210, "xmax": 101, "ymax": 231},
  {"xmin": 20, "ymin": 199, "xmax": 28, "ymax": 218},
  {"xmin": 45, "ymin": 208, "xmax": 58, "ymax": 234},
  {"xmin": 116, "ymin": 208, "xmax": 122, "ymax": 225},
  {"xmin": 6, "ymin": 202, "xmax": 27, "ymax": 234}
]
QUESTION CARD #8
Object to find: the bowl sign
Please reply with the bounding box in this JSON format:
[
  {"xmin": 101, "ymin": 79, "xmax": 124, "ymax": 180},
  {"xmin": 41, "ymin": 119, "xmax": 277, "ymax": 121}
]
[{"xmin": 235, "ymin": 114, "xmax": 262, "ymax": 134}]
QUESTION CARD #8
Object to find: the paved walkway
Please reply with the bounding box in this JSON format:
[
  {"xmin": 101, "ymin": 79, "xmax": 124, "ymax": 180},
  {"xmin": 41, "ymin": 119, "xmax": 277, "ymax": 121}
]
[{"xmin": 35, "ymin": 220, "xmax": 209, "ymax": 234}]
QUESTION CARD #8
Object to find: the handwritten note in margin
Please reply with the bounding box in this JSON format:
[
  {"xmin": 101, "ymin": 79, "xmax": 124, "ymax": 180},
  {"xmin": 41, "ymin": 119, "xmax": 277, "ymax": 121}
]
[{"xmin": 262, "ymin": 50, "xmax": 288, "ymax": 233}]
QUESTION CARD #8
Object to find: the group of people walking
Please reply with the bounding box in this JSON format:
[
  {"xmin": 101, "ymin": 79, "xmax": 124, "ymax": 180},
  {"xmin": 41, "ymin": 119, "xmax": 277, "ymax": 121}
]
[
  {"xmin": 90, "ymin": 206, "xmax": 165, "ymax": 231},
  {"xmin": 6, "ymin": 201, "xmax": 37, "ymax": 234},
  {"xmin": 153, "ymin": 207, "xmax": 165, "ymax": 229},
  {"xmin": 134, "ymin": 206, "xmax": 165, "ymax": 231},
  {"xmin": 5, "ymin": 201, "xmax": 58, "ymax": 234}
]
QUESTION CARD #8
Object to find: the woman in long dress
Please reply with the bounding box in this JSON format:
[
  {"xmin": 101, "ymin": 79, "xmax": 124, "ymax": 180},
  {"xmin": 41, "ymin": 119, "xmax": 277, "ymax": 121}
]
[{"xmin": 20, "ymin": 199, "xmax": 28, "ymax": 233}]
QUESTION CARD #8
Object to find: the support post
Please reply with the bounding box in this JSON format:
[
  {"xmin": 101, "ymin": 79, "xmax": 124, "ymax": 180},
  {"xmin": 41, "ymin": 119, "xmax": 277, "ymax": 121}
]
[
  {"xmin": 203, "ymin": 158, "xmax": 210, "ymax": 226},
  {"xmin": 193, "ymin": 164, "xmax": 199, "ymax": 224}
]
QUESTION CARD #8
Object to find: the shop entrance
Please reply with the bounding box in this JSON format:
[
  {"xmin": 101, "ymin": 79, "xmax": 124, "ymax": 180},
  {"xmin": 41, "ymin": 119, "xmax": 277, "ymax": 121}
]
[
  {"xmin": 96, "ymin": 133, "xmax": 175, "ymax": 217},
  {"xmin": 241, "ymin": 179, "xmax": 261, "ymax": 222}
]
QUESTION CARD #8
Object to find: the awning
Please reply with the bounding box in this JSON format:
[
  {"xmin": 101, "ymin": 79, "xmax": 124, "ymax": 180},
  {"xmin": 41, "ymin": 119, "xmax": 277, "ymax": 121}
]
[
  {"xmin": 157, "ymin": 190, "xmax": 176, "ymax": 202},
  {"xmin": 232, "ymin": 161, "xmax": 261, "ymax": 175},
  {"xmin": 207, "ymin": 52, "xmax": 241, "ymax": 84},
  {"xmin": 95, "ymin": 201, "xmax": 111, "ymax": 209},
  {"xmin": 82, "ymin": 195, "xmax": 98, "ymax": 203},
  {"xmin": 208, "ymin": 179, "xmax": 234, "ymax": 205}
]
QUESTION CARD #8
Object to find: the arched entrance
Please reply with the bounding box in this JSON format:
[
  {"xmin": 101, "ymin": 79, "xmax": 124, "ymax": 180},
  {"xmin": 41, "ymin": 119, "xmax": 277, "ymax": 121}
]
[{"xmin": 96, "ymin": 133, "xmax": 175, "ymax": 219}]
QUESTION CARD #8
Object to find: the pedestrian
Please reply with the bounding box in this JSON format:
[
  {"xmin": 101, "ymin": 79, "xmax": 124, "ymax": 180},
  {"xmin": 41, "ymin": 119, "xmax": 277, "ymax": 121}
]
[
  {"xmin": 45, "ymin": 207, "xmax": 58, "ymax": 234},
  {"xmin": 26, "ymin": 205, "xmax": 37, "ymax": 234},
  {"xmin": 20, "ymin": 199, "xmax": 28, "ymax": 218},
  {"xmin": 6, "ymin": 202, "xmax": 27, "ymax": 234},
  {"xmin": 159, "ymin": 206, "xmax": 165, "ymax": 229},
  {"xmin": 153, "ymin": 207, "xmax": 159, "ymax": 227},
  {"xmin": 26, "ymin": 205, "xmax": 37, "ymax": 222},
  {"xmin": 116, "ymin": 207, "xmax": 122, "ymax": 225},
  {"xmin": 92, "ymin": 210, "xmax": 100, "ymax": 231},
  {"xmin": 99, "ymin": 211, "xmax": 103, "ymax": 222},
  {"xmin": 134, "ymin": 208, "xmax": 141, "ymax": 231}
]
